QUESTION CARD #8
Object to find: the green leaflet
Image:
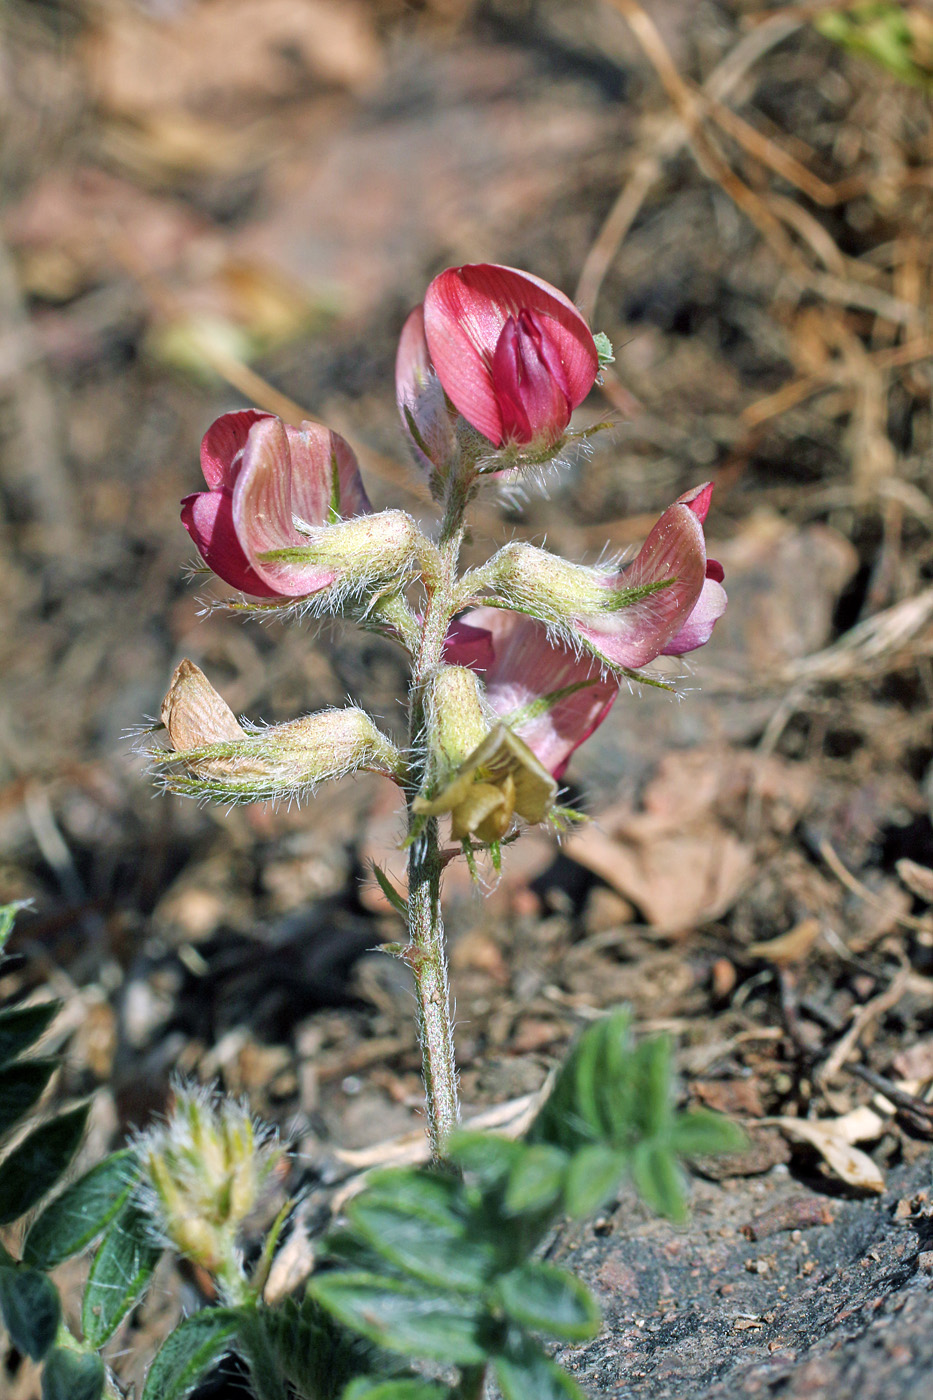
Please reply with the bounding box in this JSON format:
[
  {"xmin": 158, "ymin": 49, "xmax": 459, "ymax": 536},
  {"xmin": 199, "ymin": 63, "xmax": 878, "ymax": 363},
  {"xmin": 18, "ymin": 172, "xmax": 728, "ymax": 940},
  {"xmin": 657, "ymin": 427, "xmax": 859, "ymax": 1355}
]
[
  {"xmin": 0, "ymin": 1266, "xmax": 61, "ymax": 1360},
  {"xmin": 496, "ymin": 1263, "xmax": 599, "ymax": 1342},
  {"xmin": 0, "ymin": 1103, "xmax": 90, "ymax": 1226},
  {"xmin": 0, "ymin": 1058, "xmax": 58, "ymax": 1138},
  {"xmin": 24, "ymin": 1149, "xmax": 139, "ymax": 1271},
  {"xmin": 82, "ymin": 1202, "xmax": 162, "ymax": 1348},
  {"xmin": 0, "ymin": 1001, "xmax": 62, "ymax": 1070},
  {"xmin": 141, "ymin": 1310, "xmax": 240, "ymax": 1400},
  {"xmin": 41, "ymin": 1348, "xmax": 105, "ymax": 1400},
  {"xmin": 310, "ymin": 1272, "xmax": 488, "ymax": 1365}
]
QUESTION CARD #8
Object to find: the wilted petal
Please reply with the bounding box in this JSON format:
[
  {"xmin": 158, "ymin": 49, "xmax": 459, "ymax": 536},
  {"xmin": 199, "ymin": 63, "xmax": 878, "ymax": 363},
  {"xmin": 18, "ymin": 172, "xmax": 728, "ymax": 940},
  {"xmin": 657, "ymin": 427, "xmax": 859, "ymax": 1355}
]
[{"xmin": 423, "ymin": 263, "xmax": 598, "ymax": 447}]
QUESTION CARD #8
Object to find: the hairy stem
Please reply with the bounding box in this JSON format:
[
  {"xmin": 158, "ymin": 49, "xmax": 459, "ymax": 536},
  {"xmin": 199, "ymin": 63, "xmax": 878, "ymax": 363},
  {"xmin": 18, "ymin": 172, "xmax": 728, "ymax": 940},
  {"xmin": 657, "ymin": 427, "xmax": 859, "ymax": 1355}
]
[{"xmin": 405, "ymin": 470, "xmax": 472, "ymax": 1159}]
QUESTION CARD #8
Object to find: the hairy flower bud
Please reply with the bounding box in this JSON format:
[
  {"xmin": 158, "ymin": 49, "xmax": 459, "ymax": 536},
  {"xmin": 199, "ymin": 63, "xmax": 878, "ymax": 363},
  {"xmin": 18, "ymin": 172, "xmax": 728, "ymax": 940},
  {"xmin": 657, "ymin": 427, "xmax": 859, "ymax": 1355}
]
[
  {"xmin": 426, "ymin": 666, "xmax": 489, "ymax": 773},
  {"xmin": 153, "ymin": 660, "xmax": 402, "ymax": 802},
  {"xmin": 137, "ymin": 1085, "xmax": 283, "ymax": 1281}
]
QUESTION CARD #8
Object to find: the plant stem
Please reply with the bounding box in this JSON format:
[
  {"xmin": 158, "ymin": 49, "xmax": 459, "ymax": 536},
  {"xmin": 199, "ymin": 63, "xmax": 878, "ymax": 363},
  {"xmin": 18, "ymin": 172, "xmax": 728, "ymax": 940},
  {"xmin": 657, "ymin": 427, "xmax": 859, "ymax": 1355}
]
[{"xmin": 405, "ymin": 470, "xmax": 472, "ymax": 1160}]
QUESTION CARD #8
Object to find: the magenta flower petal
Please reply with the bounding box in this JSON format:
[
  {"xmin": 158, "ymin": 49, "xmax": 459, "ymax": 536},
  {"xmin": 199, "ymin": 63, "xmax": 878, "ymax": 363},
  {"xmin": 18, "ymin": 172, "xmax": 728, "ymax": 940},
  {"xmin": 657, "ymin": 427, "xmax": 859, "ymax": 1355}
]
[
  {"xmin": 576, "ymin": 500, "xmax": 709, "ymax": 669},
  {"xmin": 423, "ymin": 264, "xmax": 598, "ymax": 448},
  {"xmin": 452, "ymin": 606, "xmax": 618, "ymax": 779},
  {"xmin": 199, "ymin": 409, "xmax": 272, "ymax": 490},
  {"xmin": 181, "ymin": 487, "xmax": 278, "ymax": 597},
  {"xmin": 662, "ymin": 569, "xmax": 728, "ymax": 655},
  {"xmin": 679, "ymin": 480, "xmax": 714, "ymax": 523},
  {"xmin": 443, "ymin": 615, "xmax": 496, "ymax": 670},
  {"xmin": 395, "ymin": 304, "xmax": 457, "ymax": 478},
  {"xmin": 183, "ymin": 410, "xmax": 371, "ymax": 599}
]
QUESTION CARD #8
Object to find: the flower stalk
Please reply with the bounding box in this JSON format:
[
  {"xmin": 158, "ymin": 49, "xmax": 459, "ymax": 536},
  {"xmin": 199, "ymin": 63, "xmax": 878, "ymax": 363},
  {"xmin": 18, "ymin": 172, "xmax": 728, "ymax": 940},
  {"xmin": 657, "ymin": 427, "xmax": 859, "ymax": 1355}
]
[{"xmin": 154, "ymin": 260, "xmax": 728, "ymax": 1167}]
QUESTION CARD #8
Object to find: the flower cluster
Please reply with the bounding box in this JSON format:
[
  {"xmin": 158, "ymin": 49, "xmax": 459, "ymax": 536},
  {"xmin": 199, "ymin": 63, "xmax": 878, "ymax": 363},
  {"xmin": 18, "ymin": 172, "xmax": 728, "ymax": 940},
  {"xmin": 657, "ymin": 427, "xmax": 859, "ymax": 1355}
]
[{"xmin": 159, "ymin": 262, "xmax": 725, "ymax": 844}]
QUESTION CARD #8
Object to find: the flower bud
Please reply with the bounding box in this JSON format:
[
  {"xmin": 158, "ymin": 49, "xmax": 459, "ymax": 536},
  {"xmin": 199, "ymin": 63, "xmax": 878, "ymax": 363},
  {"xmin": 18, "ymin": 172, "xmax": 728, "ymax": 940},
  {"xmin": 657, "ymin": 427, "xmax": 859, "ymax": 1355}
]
[
  {"xmin": 137, "ymin": 1085, "xmax": 284, "ymax": 1279},
  {"xmin": 154, "ymin": 660, "xmax": 402, "ymax": 802},
  {"xmin": 426, "ymin": 666, "xmax": 489, "ymax": 773},
  {"xmin": 414, "ymin": 721, "xmax": 557, "ymax": 844},
  {"xmin": 422, "ymin": 264, "xmax": 599, "ymax": 451}
]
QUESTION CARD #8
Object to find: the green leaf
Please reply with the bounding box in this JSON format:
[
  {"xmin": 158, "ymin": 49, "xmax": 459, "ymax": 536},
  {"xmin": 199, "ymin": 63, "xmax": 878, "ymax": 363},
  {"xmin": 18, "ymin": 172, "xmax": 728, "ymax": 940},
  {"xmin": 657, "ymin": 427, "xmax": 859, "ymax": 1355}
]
[
  {"xmin": 630, "ymin": 1035, "xmax": 674, "ymax": 1140},
  {"xmin": 496, "ymin": 1263, "xmax": 599, "ymax": 1342},
  {"xmin": 0, "ymin": 901, "xmax": 30, "ymax": 955},
  {"xmin": 563, "ymin": 1144, "xmax": 624, "ymax": 1218},
  {"xmin": 41, "ymin": 1348, "xmax": 105, "ymax": 1400},
  {"xmin": 0, "ymin": 1266, "xmax": 61, "ymax": 1360},
  {"xmin": 371, "ymin": 865, "xmax": 408, "ymax": 918},
  {"xmin": 503, "ymin": 1145, "xmax": 567, "ymax": 1216},
  {"xmin": 630, "ymin": 1142, "xmax": 687, "ymax": 1224},
  {"xmin": 493, "ymin": 1334, "xmax": 584, "ymax": 1400},
  {"xmin": 0, "ymin": 1103, "xmax": 89, "ymax": 1225},
  {"xmin": 342, "ymin": 1381, "xmax": 450, "ymax": 1400},
  {"xmin": 670, "ymin": 1109, "xmax": 747, "ymax": 1158},
  {"xmin": 0, "ymin": 1058, "xmax": 58, "ymax": 1137},
  {"xmin": 258, "ymin": 1294, "xmax": 385, "ymax": 1400},
  {"xmin": 24, "ymin": 1150, "xmax": 139, "ymax": 1270},
  {"xmin": 82, "ymin": 1203, "xmax": 161, "ymax": 1347},
  {"xmin": 347, "ymin": 1171, "xmax": 497, "ymax": 1292},
  {"xmin": 0, "ymin": 1001, "xmax": 61, "ymax": 1069},
  {"xmin": 448, "ymin": 1130, "xmax": 523, "ymax": 1188},
  {"xmin": 142, "ymin": 1309, "xmax": 240, "ymax": 1400},
  {"xmin": 310, "ymin": 1272, "xmax": 487, "ymax": 1365}
]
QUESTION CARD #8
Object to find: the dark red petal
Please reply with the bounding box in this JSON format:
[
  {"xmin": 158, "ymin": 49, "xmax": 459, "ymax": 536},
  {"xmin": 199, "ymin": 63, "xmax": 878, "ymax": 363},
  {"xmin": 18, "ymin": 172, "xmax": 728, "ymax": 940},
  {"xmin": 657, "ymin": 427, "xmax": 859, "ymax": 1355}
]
[
  {"xmin": 677, "ymin": 481, "xmax": 714, "ymax": 523},
  {"xmin": 199, "ymin": 409, "xmax": 274, "ymax": 490},
  {"xmin": 490, "ymin": 311, "xmax": 572, "ymax": 446},
  {"xmin": 180, "ymin": 489, "xmax": 278, "ymax": 596}
]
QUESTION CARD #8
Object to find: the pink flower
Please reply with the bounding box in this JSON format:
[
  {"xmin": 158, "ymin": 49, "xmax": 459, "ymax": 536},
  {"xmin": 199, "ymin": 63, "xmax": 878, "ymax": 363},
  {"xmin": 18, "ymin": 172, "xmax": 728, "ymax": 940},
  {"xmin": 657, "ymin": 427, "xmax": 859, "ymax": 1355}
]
[
  {"xmin": 182, "ymin": 410, "xmax": 371, "ymax": 598},
  {"xmin": 445, "ymin": 608, "xmax": 618, "ymax": 781},
  {"xmin": 420, "ymin": 264, "xmax": 599, "ymax": 449},
  {"xmin": 569, "ymin": 483, "xmax": 727, "ymax": 670},
  {"xmin": 448, "ymin": 485, "xmax": 727, "ymax": 776}
]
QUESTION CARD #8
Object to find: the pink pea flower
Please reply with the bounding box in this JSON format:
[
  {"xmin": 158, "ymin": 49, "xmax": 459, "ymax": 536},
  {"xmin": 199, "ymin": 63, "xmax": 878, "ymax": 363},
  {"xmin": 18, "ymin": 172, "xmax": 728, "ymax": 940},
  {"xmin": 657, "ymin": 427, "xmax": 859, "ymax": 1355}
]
[
  {"xmin": 575, "ymin": 482, "xmax": 727, "ymax": 669},
  {"xmin": 181, "ymin": 410, "xmax": 371, "ymax": 598},
  {"xmin": 420, "ymin": 264, "xmax": 600, "ymax": 450},
  {"xmin": 445, "ymin": 608, "xmax": 618, "ymax": 781}
]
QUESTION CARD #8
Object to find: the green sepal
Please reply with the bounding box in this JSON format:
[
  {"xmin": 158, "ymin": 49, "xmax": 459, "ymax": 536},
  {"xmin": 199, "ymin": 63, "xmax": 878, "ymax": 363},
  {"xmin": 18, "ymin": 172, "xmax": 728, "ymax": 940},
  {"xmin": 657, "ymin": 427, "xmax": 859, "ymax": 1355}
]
[
  {"xmin": 0, "ymin": 1058, "xmax": 58, "ymax": 1138},
  {"xmin": 0, "ymin": 1001, "xmax": 62, "ymax": 1069},
  {"xmin": 593, "ymin": 331, "xmax": 615, "ymax": 367},
  {"xmin": 24, "ymin": 1149, "xmax": 139, "ymax": 1270},
  {"xmin": 41, "ymin": 1348, "xmax": 105, "ymax": 1400},
  {"xmin": 82, "ymin": 1202, "xmax": 162, "ymax": 1347},
  {"xmin": 141, "ymin": 1309, "xmax": 240, "ymax": 1400},
  {"xmin": 496, "ymin": 1262, "xmax": 599, "ymax": 1342},
  {"xmin": 0, "ymin": 1266, "xmax": 61, "ymax": 1360},
  {"xmin": 310, "ymin": 1271, "xmax": 488, "ymax": 1365},
  {"xmin": 0, "ymin": 901, "xmax": 28, "ymax": 955},
  {"xmin": 0, "ymin": 1103, "xmax": 90, "ymax": 1225}
]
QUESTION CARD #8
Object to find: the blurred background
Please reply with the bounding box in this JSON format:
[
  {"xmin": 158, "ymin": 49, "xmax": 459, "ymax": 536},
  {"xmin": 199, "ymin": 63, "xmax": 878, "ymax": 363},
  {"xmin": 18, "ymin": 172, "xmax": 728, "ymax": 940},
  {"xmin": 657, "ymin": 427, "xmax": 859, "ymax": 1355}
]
[{"xmin": 2, "ymin": 1, "xmax": 933, "ymax": 1390}]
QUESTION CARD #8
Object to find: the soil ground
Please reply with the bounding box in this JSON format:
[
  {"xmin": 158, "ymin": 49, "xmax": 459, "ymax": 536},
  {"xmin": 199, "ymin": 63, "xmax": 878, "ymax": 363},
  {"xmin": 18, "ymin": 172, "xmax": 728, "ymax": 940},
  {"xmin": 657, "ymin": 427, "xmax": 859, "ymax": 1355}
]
[{"xmin": 1, "ymin": 2, "xmax": 933, "ymax": 1396}]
